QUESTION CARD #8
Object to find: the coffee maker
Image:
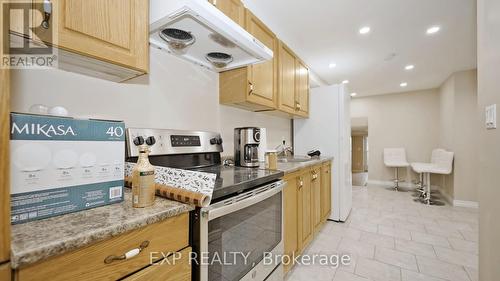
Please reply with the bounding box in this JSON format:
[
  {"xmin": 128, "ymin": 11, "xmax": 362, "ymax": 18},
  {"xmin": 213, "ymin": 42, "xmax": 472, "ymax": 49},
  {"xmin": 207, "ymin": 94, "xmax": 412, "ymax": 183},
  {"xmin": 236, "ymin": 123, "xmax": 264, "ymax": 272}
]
[{"xmin": 234, "ymin": 127, "xmax": 260, "ymax": 167}]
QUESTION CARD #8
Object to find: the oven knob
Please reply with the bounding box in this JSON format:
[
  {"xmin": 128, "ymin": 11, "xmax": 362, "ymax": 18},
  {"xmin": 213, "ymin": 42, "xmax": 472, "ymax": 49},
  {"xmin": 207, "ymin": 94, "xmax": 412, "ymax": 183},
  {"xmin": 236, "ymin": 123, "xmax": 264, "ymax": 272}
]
[
  {"xmin": 216, "ymin": 138, "xmax": 223, "ymax": 145},
  {"xmin": 210, "ymin": 138, "xmax": 217, "ymax": 145}
]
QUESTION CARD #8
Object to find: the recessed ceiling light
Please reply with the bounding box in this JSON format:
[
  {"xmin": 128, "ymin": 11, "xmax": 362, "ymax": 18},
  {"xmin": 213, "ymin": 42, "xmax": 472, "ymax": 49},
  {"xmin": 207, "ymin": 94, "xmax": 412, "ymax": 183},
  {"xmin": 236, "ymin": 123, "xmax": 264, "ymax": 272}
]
[
  {"xmin": 350, "ymin": 93, "xmax": 357, "ymax": 97},
  {"xmin": 400, "ymin": 82, "xmax": 408, "ymax": 87},
  {"xmin": 342, "ymin": 80, "xmax": 349, "ymax": 84},
  {"xmin": 329, "ymin": 62, "xmax": 337, "ymax": 68},
  {"xmin": 405, "ymin": 65, "xmax": 415, "ymax": 70},
  {"xmin": 426, "ymin": 26, "xmax": 440, "ymax": 34},
  {"xmin": 359, "ymin": 26, "xmax": 371, "ymax": 34}
]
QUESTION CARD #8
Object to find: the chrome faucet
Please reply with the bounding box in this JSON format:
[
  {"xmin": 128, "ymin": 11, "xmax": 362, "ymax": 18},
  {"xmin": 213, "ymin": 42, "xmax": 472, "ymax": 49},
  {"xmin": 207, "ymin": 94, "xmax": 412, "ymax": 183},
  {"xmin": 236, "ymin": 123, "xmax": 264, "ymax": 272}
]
[{"xmin": 275, "ymin": 140, "xmax": 293, "ymax": 158}]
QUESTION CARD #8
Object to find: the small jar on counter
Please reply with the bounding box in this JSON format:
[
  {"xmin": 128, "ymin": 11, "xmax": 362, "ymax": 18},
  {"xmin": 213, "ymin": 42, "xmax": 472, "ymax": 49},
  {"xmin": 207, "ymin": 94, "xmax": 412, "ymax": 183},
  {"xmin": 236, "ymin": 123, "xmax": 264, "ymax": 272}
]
[{"xmin": 265, "ymin": 150, "xmax": 278, "ymax": 170}]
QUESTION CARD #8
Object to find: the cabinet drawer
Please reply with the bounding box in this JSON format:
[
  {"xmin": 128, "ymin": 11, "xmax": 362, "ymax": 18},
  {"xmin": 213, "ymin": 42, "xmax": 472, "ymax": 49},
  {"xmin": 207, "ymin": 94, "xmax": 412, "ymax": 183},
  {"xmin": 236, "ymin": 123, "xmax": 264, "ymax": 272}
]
[
  {"xmin": 123, "ymin": 247, "xmax": 191, "ymax": 281},
  {"xmin": 17, "ymin": 213, "xmax": 189, "ymax": 281}
]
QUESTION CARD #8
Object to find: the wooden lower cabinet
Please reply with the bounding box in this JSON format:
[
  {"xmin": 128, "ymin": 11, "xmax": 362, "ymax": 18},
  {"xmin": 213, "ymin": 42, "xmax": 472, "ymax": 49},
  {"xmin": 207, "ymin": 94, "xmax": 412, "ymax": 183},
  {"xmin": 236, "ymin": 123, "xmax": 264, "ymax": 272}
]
[
  {"xmin": 283, "ymin": 161, "xmax": 332, "ymax": 275},
  {"xmin": 321, "ymin": 163, "xmax": 332, "ymax": 221},
  {"xmin": 15, "ymin": 213, "xmax": 190, "ymax": 281},
  {"xmin": 311, "ymin": 165, "xmax": 322, "ymax": 233},
  {"xmin": 0, "ymin": 263, "xmax": 11, "ymax": 281},
  {"xmin": 123, "ymin": 247, "xmax": 191, "ymax": 281},
  {"xmin": 283, "ymin": 173, "xmax": 298, "ymax": 274}
]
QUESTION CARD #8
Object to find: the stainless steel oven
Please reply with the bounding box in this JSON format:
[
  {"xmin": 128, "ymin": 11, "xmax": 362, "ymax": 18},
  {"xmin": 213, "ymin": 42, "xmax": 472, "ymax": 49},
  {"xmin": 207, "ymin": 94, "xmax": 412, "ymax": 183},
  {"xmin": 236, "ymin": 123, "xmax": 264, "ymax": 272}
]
[{"xmin": 196, "ymin": 180, "xmax": 285, "ymax": 281}]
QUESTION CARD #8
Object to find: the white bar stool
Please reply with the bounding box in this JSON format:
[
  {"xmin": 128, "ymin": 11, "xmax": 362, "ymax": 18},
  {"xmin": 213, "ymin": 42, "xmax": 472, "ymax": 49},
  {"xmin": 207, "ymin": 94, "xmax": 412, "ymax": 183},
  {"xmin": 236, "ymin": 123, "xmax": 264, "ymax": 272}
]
[
  {"xmin": 413, "ymin": 149, "xmax": 454, "ymax": 206},
  {"xmin": 383, "ymin": 148, "xmax": 410, "ymax": 191}
]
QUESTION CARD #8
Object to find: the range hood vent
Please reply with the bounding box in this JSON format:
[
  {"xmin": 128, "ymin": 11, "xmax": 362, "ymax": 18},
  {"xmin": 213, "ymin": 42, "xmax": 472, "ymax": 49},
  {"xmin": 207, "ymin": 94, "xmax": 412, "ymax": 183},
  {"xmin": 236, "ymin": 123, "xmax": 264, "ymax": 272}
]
[{"xmin": 150, "ymin": 0, "xmax": 273, "ymax": 72}]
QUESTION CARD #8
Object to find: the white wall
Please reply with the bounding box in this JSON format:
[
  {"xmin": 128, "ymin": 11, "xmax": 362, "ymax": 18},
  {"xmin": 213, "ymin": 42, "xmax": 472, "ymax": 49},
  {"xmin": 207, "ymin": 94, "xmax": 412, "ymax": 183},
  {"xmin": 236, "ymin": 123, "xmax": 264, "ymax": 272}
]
[
  {"xmin": 478, "ymin": 0, "xmax": 500, "ymax": 278},
  {"xmin": 438, "ymin": 70, "xmax": 478, "ymax": 202},
  {"xmin": 10, "ymin": 47, "xmax": 291, "ymax": 156},
  {"xmin": 351, "ymin": 89, "xmax": 441, "ymax": 184}
]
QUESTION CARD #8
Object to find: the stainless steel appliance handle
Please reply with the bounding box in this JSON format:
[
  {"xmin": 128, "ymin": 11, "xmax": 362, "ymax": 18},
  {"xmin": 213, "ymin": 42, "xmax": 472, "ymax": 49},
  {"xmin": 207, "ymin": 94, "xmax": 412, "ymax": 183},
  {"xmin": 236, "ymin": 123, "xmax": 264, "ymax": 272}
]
[{"xmin": 203, "ymin": 180, "xmax": 285, "ymax": 221}]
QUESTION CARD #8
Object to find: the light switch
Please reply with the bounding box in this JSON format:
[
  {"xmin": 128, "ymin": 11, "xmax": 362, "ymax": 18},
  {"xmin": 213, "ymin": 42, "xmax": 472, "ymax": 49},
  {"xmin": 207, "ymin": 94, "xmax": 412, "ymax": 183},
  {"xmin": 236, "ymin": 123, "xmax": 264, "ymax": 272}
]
[{"xmin": 486, "ymin": 104, "xmax": 497, "ymax": 130}]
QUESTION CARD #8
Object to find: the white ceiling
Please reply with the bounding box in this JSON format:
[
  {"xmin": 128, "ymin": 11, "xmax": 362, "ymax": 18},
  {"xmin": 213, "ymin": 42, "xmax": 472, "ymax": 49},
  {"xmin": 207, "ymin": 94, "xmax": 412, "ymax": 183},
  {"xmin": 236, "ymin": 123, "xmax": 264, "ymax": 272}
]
[{"xmin": 243, "ymin": 0, "xmax": 477, "ymax": 97}]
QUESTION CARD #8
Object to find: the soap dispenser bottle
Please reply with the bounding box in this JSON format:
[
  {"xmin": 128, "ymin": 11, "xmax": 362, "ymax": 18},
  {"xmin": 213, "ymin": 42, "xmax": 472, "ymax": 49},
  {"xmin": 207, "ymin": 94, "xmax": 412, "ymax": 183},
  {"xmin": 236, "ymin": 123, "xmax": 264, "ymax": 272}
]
[{"xmin": 131, "ymin": 136, "xmax": 156, "ymax": 208}]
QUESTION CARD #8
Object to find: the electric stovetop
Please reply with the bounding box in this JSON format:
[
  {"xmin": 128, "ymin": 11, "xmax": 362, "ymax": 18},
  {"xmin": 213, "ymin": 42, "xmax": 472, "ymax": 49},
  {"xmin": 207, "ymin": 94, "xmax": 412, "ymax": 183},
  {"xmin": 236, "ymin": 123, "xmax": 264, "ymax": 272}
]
[{"xmin": 193, "ymin": 165, "xmax": 284, "ymax": 202}]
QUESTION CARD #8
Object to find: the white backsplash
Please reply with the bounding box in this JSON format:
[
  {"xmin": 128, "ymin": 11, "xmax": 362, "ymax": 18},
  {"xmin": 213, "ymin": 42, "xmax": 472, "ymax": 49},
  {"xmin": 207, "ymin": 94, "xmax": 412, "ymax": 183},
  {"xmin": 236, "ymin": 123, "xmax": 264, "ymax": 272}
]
[{"xmin": 11, "ymin": 47, "xmax": 291, "ymax": 156}]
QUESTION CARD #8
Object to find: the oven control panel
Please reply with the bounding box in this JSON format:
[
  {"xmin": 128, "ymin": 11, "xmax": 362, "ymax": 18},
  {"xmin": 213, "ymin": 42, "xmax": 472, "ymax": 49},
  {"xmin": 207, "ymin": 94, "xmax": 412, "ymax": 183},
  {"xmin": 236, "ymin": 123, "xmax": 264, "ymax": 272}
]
[
  {"xmin": 125, "ymin": 128, "xmax": 223, "ymax": 157},
  {"xmin": 170, "ymin": 135, "xmax": 201, "ymax": 147}
]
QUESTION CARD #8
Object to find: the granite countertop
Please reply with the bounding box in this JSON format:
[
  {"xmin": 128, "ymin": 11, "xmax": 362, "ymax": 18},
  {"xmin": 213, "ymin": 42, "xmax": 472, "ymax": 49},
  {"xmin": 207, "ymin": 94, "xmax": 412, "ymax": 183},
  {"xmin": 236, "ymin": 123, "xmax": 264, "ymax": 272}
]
[
  {"xmin": 10, "ymin": 188, "xmax": 193, "ymax": 269},
  {"xmin": 265, "ymin": 156, "xmax": 334, "ymax": 174}
]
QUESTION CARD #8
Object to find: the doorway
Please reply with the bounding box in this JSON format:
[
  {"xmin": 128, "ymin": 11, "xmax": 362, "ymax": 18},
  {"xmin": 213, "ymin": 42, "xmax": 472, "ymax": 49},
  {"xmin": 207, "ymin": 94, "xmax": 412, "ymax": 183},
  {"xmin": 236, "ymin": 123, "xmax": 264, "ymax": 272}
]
[{"xmin": 351, "ymin": 117, "xmax": 368, "ymax": 186}]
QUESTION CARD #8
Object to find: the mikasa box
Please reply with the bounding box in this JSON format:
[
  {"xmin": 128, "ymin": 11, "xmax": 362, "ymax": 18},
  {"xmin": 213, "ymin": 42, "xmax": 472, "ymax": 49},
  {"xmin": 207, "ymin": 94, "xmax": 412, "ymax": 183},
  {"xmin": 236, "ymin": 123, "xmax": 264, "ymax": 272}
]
[{"xmin": 10, "ymin": 113, "xmax": 125, "ymax": 224}]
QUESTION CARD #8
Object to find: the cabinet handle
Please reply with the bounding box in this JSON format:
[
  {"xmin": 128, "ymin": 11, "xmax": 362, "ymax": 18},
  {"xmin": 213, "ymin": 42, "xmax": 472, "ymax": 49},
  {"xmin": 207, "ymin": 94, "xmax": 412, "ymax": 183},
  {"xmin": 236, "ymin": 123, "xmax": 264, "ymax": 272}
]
[
  {"xmin": 295, "ymin": 102, "xmax": 301, "ymax": 111},
  {"xmin": 248, "ymin": 81, "xmax": 254, "ymax": 95},
  {"xmin": 41, "ymin": 0, "xmax": 52, "ymax": 29},
  {"xmin": 104, "ymin": 240, "xmax": 150, "ymax": 264},
  {"xmin": 212, "ymin": 0, "xmax": 217, "ymax": 6},
  {"xmin": 298, "ymin": 178, "xmax": 303, "ymax": 189},
  {"xmin": 312, "ymin": 172, "xmax": 318, "ymax": 180}
]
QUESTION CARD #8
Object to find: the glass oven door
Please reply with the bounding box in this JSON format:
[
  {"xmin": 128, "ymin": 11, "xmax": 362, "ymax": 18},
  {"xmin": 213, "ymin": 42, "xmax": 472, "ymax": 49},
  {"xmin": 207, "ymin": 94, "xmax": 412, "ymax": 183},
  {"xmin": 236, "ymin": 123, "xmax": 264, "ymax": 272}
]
[{"xmin": 199, "ymin": 181, "xmax": 284, "ymax": 281}]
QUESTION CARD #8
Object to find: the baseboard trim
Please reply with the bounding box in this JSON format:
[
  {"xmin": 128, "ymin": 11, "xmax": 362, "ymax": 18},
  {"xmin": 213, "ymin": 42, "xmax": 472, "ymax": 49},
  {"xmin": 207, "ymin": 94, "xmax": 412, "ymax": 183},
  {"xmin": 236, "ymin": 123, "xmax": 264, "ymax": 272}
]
[{"xmin": 453, "ymin": 200, "xmax": 479, "ymax": 208}]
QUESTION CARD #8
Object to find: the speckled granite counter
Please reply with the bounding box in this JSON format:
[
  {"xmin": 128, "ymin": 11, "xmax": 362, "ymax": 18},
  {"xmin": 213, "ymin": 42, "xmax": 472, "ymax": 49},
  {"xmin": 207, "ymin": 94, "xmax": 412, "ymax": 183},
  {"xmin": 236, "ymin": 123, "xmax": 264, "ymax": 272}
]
[
  {"xmin": 10, "ymin": 188, "xmax": 193, "ymax": 269},
  {"xmin": 266, "ymin": 156, "xmax": 334, "ymax": 174}
]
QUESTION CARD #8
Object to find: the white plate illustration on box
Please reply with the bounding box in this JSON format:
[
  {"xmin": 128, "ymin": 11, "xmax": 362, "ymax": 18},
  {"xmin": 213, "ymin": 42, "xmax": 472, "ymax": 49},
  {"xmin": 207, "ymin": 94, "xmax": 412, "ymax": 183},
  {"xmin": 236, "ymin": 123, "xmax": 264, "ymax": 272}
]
[
  {"xmin": 13, "ymin": 143, "xmax": 52, "ymax": 172},
  {"xmin": 79, "ymin": 153, "xmax": 97, "ymax": 168},
  {"xmin": 53, "ymin": 149, "xmax": 78, "ymax": 169}
]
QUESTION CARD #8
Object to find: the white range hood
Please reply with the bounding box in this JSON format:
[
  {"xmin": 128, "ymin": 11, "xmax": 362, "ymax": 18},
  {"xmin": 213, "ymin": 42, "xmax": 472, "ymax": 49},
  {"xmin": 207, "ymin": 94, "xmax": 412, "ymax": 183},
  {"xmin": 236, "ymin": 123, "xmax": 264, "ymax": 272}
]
[{"xmin": 150, "ymin": 0, "xmax": 273, "ymax": 72}]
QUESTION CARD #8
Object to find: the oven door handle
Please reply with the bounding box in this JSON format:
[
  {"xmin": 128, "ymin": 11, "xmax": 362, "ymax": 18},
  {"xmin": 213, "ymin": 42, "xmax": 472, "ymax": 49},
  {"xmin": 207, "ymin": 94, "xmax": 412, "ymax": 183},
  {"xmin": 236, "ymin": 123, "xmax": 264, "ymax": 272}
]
[{"xmin": 203, "ymin": 180, "xmax": 285, "ymax": 221}]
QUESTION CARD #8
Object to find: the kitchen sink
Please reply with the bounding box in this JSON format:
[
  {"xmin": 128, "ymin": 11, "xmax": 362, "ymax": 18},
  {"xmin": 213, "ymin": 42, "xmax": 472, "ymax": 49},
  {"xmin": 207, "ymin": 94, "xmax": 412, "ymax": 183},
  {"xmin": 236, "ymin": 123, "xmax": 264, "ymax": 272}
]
[{"xmin": 277, "ymin": 157, "xmax": 312, "ymax": 163}]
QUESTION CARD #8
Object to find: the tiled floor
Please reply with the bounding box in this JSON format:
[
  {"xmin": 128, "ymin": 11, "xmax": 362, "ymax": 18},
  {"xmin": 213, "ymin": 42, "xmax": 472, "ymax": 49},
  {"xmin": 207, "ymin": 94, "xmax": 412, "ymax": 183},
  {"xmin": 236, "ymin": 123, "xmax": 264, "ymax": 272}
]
[{"xmin": 286, "ymin": 184, "xmax": 479, "ymax": 281}]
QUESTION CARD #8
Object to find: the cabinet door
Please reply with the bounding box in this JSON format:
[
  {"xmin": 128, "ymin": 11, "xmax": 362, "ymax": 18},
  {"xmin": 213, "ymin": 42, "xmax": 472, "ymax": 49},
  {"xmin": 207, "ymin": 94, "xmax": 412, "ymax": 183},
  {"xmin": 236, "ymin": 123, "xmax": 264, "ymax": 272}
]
[
  {"xmin": 208, "ymin": 0, "xmax": 245, "ymax": 27},
  {"xmin": 245, "ymin": 10, "xmax": 277, "ymax": 108},
  {"xmin": 278, "ymin": 42, "xmax": 296, "ymax": 114},
  {"xmin": 31, "ymin": 0, "xmax": 148, "ymax": 72},
  {"xmin": 321, "ymin": 164, "xmax": 332, "ymax": 220},
  {"xmin": 297, "ymin": 172, "xmax": 312, "ymax": 252},
  {"xmin": 123, "ymin": 247, "xmax": 191, "ymax": 281},
  {"xmin": 0, "ymin": 263, "xmax": 11, "ymax": 281},
  {"xmin": 0, "ymin": 0, "xmax": 10, "ymax": 263},
  {"xmin": 283, "ymin": 175, "xmax": 298, "ymax": 274},
  {"xmin": 311, "ymin": 167, "xmax": 322, "ymax": 232},
  {"xmin": 295, "ymin": 60, "xmax": 309, "ymax": 117}
]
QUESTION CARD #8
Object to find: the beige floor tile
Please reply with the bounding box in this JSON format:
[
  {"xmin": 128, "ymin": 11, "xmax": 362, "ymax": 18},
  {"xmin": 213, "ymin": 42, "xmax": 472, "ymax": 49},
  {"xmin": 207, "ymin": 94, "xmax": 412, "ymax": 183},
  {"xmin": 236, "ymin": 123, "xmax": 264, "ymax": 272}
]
[
  {"xmin": 333, "ymin": 271, "xmax": 371, "ymax": 281},
  {"xmin": 328, "ymin": 224, "xmax": 363, "ymax": 240},
  {"xmin": 374, "ymin": 247, "xmax": 418, "ymax": 271},
  {"xmin": 286, "ymin": 263, "xmax": 337, "ymax": 281},
  {"xmin": 360, "ymin": 232, "xmax": 396, "ymax": 248},
  {"xmin": 433, "ymin": 246, "xmax": 478, "ymax": 269},
  {"xmin": 425, "ymin": 224, "xmax": 464, "ymax": 239},
  {"xmin": 459, "ymin": 229, "xmax": 479, "ymax": 242},
  {"xmin": 349, "ymin": 220, "xmax": 379, "ymax": 233},
  {"xmin": 355, "ymin": 257, "xmax": 401, "ymax": 281},
  {"xmin": 448, "ymin": 237, "xmax": 478, "ymax": 254},
  {"xmin": 378, "ymin": 225, "xmax": 412, "ymax": 240},
  {"xmin": 415, "ymin": 255, "xmax": 471, "ymax": 281},
  {"xmin": 410, "ymin": 231, "xmax": 451, "ymax": 248},
  {"xmin": 337, "ymin": 237, "xmax": 376, "ymax": 258},
  {"xmin": 465, "ymin": 266, "xmax": 478, "ymax": 281},
  {"xmin": 395, "ymin": 239, "xmax": 436, "ymax": 258},
  {"xmin": 401, "ymin": 269, "xmax": 447, "ymax": 281}
]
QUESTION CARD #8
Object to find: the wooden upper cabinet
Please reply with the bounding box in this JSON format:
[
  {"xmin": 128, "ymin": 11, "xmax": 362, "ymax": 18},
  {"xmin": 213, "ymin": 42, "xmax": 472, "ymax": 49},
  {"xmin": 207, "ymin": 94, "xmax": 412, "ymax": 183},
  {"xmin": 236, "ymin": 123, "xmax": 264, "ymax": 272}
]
[
  {"xmin": 9, "ymin": 0, "xmax": 149, "ymax": 80},
  {"xmin": 245, "ymin": 10, "xmax": 277, "ymax": 108},
  {"xmin": 277, "ymin": 41, "xmax": 296, "ymax": 115},
  {"xmin": 208, "ymin": 0, "xmax": 245, "ymax": 27},
  {"xmin": 219, "ymin": 10, "xmax": 277, "ymax": 111},
  {"xmin": 55, "ymin": 0, "xmax": 148, "ymax": 72},
  {"xmin": 295, "ymin": 59, "xmax": 310, "ymax": 118}
]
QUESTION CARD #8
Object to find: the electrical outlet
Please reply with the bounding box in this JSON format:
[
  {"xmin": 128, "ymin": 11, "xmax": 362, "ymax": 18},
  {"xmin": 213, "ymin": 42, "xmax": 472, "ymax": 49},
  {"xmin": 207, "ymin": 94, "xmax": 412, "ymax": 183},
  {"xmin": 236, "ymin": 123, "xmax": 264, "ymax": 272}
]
[{"xmin": 486, "ymin": 104, "xmax": 497, "ymax": 130}]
